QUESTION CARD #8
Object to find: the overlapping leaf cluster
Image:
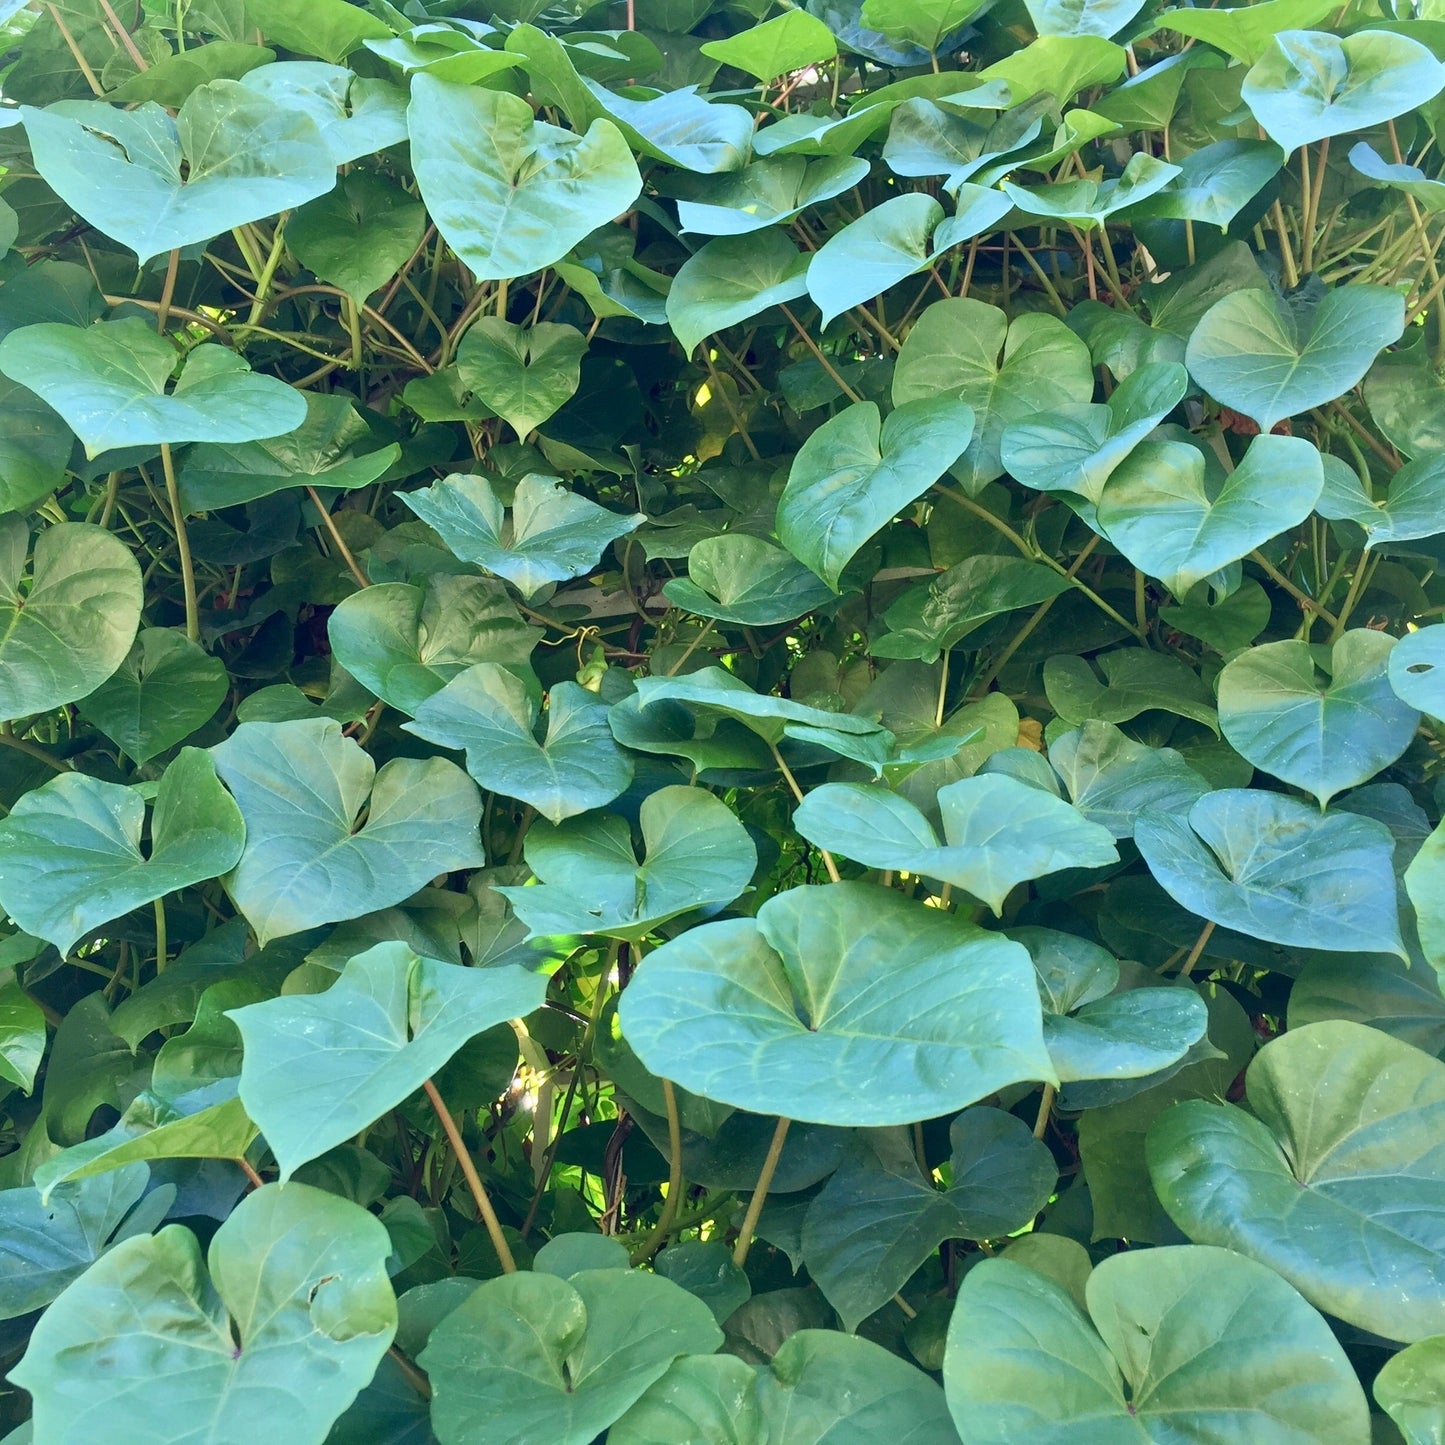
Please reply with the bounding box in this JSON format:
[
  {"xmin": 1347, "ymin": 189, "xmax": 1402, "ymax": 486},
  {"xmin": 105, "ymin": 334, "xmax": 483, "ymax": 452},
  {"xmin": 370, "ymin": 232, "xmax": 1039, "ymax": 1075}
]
[{"xmin": 0, "ymin": 0, "xmax": 1443, "ymax": 1439}]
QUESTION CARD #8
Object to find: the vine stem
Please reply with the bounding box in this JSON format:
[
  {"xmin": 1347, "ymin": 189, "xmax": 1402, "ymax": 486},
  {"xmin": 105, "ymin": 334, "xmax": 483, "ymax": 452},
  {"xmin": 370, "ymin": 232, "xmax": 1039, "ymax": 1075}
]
[
  {"xmin": 1249, "ymin": 551, "xmax": 1339, "ymax": 629},
  {"xmin": 778, "ymin": 304, "xmax": 862, "ymax": 403},
  {"xmin": 306, "ymin": 486, "xmax": 370, "ymax": 590},
  {"xmin": 1178, "ymin": 919, "xmax": 1216, "ymax": 980},
  {"xmin": 770, "ymin": 742, "xmax": 840, "ymax": 882},
  {"xmin": 634, "ymin": 1079, "xmax": 685, "ymax": 1264},
  {"xmin": 1033, "ymin": 1083, "xmax": 1055, "ymax": 1140},
  {"xmin": 159, "ymin": 442, "xmax": 199, "ymax": 642},
  {"xmin": 732, "ymin": 1115, "xmax": 791, "ymax": 1268},
  {"xmin": 424, "ymin": 1078, "xmax": 517, "ymax": 1273},
  {"xmin": 0, "ymin": 731, "xmax": 71, "ymax": 772}
]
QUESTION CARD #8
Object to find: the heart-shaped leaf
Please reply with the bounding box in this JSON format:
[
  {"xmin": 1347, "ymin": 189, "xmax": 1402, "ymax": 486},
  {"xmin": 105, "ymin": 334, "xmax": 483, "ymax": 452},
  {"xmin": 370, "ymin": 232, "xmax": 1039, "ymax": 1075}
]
[
  {"xmin": 883, "ymin": 96, "xmax": 1047, "ymax": 189},
  {"xmin": 419, "ymin": 1268, "xmax": 722, "ymax": 1445},
  {"xmin": 1136, "ymin": 789, "xmax": 1405, "ymax": 956},
  {"xmin": 18, "ymin": 80, "xmax": 337, "ymax": 264},
  {"xmin": 1122, "ymin": 138, "xmax": 1283, "ymax": 226},
  {"xmin": 1003, "ymin": 153, "xmax": 1181, "ymax": 231},
  {"xmin": 235, "ymin": 60, "xmax": 408, "ymax": 164},
  {"xmin": 0, "ymin": 319, "xmax": 308, "ymax": 458},
  {"xmin": 666, "ymin": 229, "xmax": 811, "ymax": 356},
  {"xmin": 860, "ymin": 0, "xmax": 990, "ymax": 52},
  {"xmin": 610, "ymin": 1354, "xmax": 762, "ymax": 1445},
  {"xmin": 618, "ymin": 881, "xmax": 1055, "ymax": 1125},
  {"xmin": 1350, "ymin": 140, "xmax": 1445, "ymax": 213},
  {"xmin": 673, "ymin": 153, "xmax": 870, "ymax": 236},
  {"xmin": 283, "ymin": 170, "xmax": 427, "ymax": 305},
  {"xmin": 0, "ymin": 747, "xmax": 245, "ymax": 957},
  {"xmin": 1184, "ymin": 284, "xmax": 1406, "ymax": 433},
  {"xmin": 1316, "ymin": 451, "xmax": 1445, "ymax": 552},
  {"xmin": 12, "ymin": 1183, "xmax": 396, "ymax": 1445},
  {"xmin": 402, "ymin": 472, "xmax": 644, "ymax": 599},
  {"xmin": 211, "ymin": 718, "xmax": 484, "ymax": 945},
  {"xmin": 871, "ymin": 555, "xmax": 1071, "ymax": 661},
  {"xmin": 944, "ymin": 1247, "xmax": 1369, "ymax": 1441},
  {"xmin": 1218, "ymin": 629, "xmax": 1419, "ymax": 805},
  {"xmin": 1000, "ymin": 361, "xmax": 1188, "ymax": 502},
  {"xmin": 0, "ymin": 517, "xmax": 142, "ymax": 723},
  {"xmin": 777, "ymin": 398, "xmax": 975, "ymax": 589},
  {"xmin": 0, "ymin": 374, "xmax": 73, "ymax": 513},
  {"xmin": 1242, "ymin": 29, "xmax": 1445, "ymax": 154},
  {"xmin": 230, "ymin": 942, "xmax": 546, "ymax": 1178},
  {"xmin": 1044, "ymin": 649, "xmax": 1220, "ymax": 731},
  {"xmin": 498, "ymin": 785, "xmax": 756, "ymax": 941},
  {"xmin": 1024, "ymin": 0, "xmax": 1148, "ymax": 40},
  {"xmin": 1094, "ymin": 434, "xmax": 1324, "ymax": 597},
  {"xmin": 800, "ymin": 1110, "xmax": 1056, "ymax": 1329},
  {"xmin": 455, "ymin": 319, "xmax": 587, "ymax": 439},
  {"xmin": 663, "ymin": 533, "xmax": 837, "ymax": 624},
  {"xmin": 1159, "ymin": 0, "xmax": 1338, "ymax": 64},
  {"xmin": 794, "ymin": 775, "xmax": 1119, "ymax": 913},
  {"xmin": 405, "ymin": 664, "xmax": 633, "ymax": 824},
  {"xmin": 804, "ymin": 187, "xmax": 1013, "ymax": 325},
  {"xmin": 75, "ymin": 628, "xmax": 228, "ymax": 764},
  {"xmin": 327, "ymin": 575, "xmax": 539, "ymax": 716},
  {"xmin": 1046, "ymin": 721, "xmax": 1211, "ymax": 839},
  {"xmin": 1148, "ymin": 1021, "xmax": 1445, "ymax": 1343},
  {"xmin": 408, "ymin": 75, "xmax": 641, "ymax": 283},
  {"xmin": 178, "ymin": 391, "xmax": 397, "ymax": 510},
  {"xmin": 893, "ymin": 298, "xmax": 1095, "ymax": 494},
  {"xmin": 0, "ymin": 1165, "xmax": 148, "ymax": 1320}
]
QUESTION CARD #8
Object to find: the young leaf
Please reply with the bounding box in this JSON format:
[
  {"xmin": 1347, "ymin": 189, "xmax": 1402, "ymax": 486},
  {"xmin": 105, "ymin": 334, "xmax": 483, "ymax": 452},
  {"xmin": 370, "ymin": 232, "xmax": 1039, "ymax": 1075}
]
[{"xmin": 455, "ymin": 319, "xmax": 587, "ymax": 439}]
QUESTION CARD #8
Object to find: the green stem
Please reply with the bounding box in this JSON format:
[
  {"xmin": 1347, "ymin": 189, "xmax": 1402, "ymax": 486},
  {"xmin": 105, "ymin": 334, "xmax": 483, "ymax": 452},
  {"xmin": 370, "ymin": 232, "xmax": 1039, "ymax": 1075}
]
[
  {"xmin": 160, "ymin": 442, "xmax": 199, "ymax": 642},
  {"xmin": 732, "ymin": 1115, "xmax": 790, "ymax": 1268},
  {"xmin": 424, "ymin": 1078, "xmax": 516, "ymax": 1273}
]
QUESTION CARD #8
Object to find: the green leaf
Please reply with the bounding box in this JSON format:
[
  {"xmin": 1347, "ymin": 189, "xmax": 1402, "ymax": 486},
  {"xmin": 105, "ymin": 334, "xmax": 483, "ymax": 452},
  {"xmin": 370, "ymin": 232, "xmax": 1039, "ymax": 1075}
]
[
  {"xmin": 611, "ymin": 1354, "xmax": 764, "ymax": 1445},
  {"xmin": 893, "ymin": 298, "xmax": 1095, "ymax": 494},
  {"xmin": 1351, "ymin": 140, "xmax": 1445, "ymax": 213},
  {"xmin": 1159, "ymin": 0, "xmax": 1339, "ymax": 64},
  {"xmin": 498, "ymin": 785, "xmax": 755, "ymax": 941},
  {"xmin": 0, "ymin": 747, "xmax": 244, "ymax": 956},
  {"xmin": 0, "ymin": 318, "xmax": 308, "ymax": 458},
  {"xmin": 0, "ymin": 517, "xmax": 142, "ymax": 722},
  {"xmin": 1375, "ymin": 1336, "xmax": 1445, "ymax": 1445},
  {"xmin": 1122, "ymin": 138, "xmax": 1283, "ymax": 226},
  {"xmin": 419, "ymin": 1268, "xmax": 722, "ymax": 1445},
  {"xmin": 673, "ymin": 154, "xmax": 870, "ymax": 236},
  {"xmin": 618, "ymin": 881, "xmax": 1055, "ymax": 1125},
  {"xmin": 12, "ymin": 1183, "xmax": 396, "ymax": 1445},
  {"xmin": 1000, "ymin": 361, "xmax": 1188, "ymax": 502},
  {"xmin": 859, "ymin": 0, "xmax": 989, "ymax": 52},
  {"xmin": 455, "ymin": 319, "xmax": 587, "ymax": 440},
  {"xmin": 1148, "ymin": 1021, "xmax": 1445, "ymax": 1343},
  {"xmin": 653, "ymin": 1240, "xmax": 750, "ymax": 1323},
  {"xmin": 943, "ymin": 1247, "xmax": 1370, "ymax": 1442},
  {"xmin": 0, "ymin": 375, "xmax": 74, "ymax": 513},
  {"xmin": 1218, "ymin": 630, "xmax": 1419, "ymax": 805},
  {"xmin": 794, "ymin": 775, "xmax": 1119, "ymax": 913},
  {"xmin": 699, "ymin": 11, "xmax": 838, "ymax": 79},
  {"xmin": 1024, "ymin": 0, "xmax": 1148, "ymax": 39},
  {"xmin": 1242, "ymin": 30, "xmax": 1445, "ymax": 154},
  {"xmin": 1095, "ymin": 434, "xmax": 1324, "ymax": 597},
  {"xmin": 777, "ymin": 398, "xmax": 975, "ymax": 589},
  {"xmin": 1392, "ymin": 625, "xmax": 1445, "ymax": 720},
  {"xmin": 178, "ymin": 391, "xmax": 397, "ymax": 509},
  {"xmin": 235, "ymin": 61, "xmax": 408, "ymax": 165},
  {"xmin": 405, "ymin": 664, "xmax": 633, "ymax": 824},
  {"xmin": 18, "ymin": 80, "xmax": 337, "ymax": 265},
  {"xmin": 246, "ymin": 0, "xmax": 392, "ymax": 63},
  {"xmin": 327, "ymin": 575, "xmax": 538, "ymax": 717},
  {"xmin": 286, "ymin": 170, "xmax": 427, "ymax": 304},
  {"xmin": 1003, "ymin": 153, "xmax": 1182, "ymax": 231},
  {"xmin": 1316, "ymin": 452, "xmax": 1445, "ymax": 552},
  {"xmin": 230, "ymin": 942, "xmax": 545, "ymax": 1179},
  {"xmin": 871, "ymin": 555, "xmax": 1072, "ymax": 661},
  {"xmin": 1046, "ymin": 720, "xmax": 1210, "ymax": 839},
  {"xmin": 402, "ymin": 472, "xmax": 643, "ymax": 599},
  {"xmin": 801, "ymin": 1110, "xmax": 1056, "ymax": 1330},
  {"xmin": 805, "ymin": 187, "xmax": 1012, "ymax": 325},
  {"xmin": 211, "ymin": 718, "xmax": 484, "ymax": 945},
  {"xmin": 663, "ymin": 533, "xmax": 837, "ymax": 624},
  {"xmin": 1137, "ymin": 789, "xmax": 1405, "ymax": 956},
  {"xmin": 757, "ymin": 1329, "xmax": 959, "ymax": 1440},
  {"xmin": 1043, "ymin": 649, "xmax": 1220, "ymax": 732},
  {"xmin": 1184, "ymin": 284, "xmax": 1406, "ymax": 434},
  {"xmin": 0, "ymin": 969, "xmax": 44, "ymax": 1094},
  {"xmin": 76, "ymin": 628, "xmax": 227, "ymax": 764},
  {"xmin": 580, "ymin": 83, "xmax": 755, "ymax": 174},
  {"xmin": 0, "ymin": 1165, "xmax": 148, "ymax": 1320},
  {"xmin": 407, "ymin": 76, "xmax": 641, "ymax": 283},
  {"xmin": 978, "ymin": 35, "xmax": 1127, "ymax": 101},
  {"xmin": 1406, "ymin": 817, "xmax": 1445, "ymax": 980},
  {"xmin": 666, "ymin": 229, "xmax": 810, "ymax": 356},
  {"xmin": 882, "ymin": 96, "xmax": 1047, "ymax": 190}
]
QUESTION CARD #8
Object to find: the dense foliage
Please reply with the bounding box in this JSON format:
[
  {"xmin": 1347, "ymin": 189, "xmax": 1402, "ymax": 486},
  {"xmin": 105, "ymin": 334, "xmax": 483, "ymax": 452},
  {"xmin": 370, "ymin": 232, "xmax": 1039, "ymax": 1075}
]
[{"xmin": 0, "ymin": 0, "xmax": 1443, "ymax": 1438}]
